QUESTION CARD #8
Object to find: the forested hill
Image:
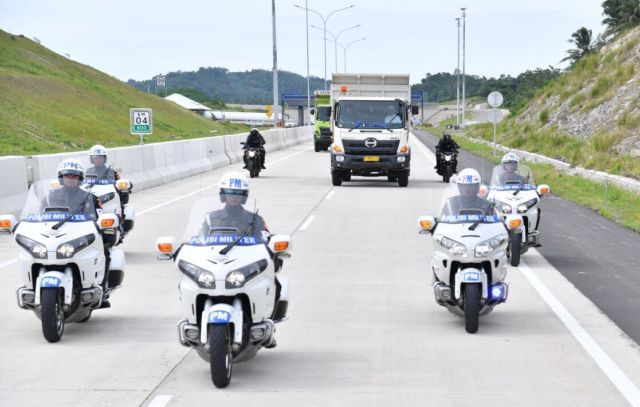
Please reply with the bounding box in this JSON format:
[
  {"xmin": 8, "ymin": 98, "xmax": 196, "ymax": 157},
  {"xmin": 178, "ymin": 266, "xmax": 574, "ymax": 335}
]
[{"xmin": 127, "ymin": 68, "xmax": 326, "ymax": 105}]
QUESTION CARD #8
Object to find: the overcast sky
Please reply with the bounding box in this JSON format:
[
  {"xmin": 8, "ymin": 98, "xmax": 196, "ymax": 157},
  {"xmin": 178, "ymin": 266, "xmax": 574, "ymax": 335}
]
[{"xmin": 1, "ymin": 0, "xmax": 605, "ymax": 84}]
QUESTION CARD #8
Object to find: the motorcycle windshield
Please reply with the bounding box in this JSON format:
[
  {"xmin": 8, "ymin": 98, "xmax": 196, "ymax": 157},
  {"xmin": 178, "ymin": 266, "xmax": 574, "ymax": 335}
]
[
  {"xmin": 490, "ymin": 163, "xmax": 535, "ymax": 189},
  {"xmin": 20, "ymin": 179, "xmax": 96, "ymax": 222},
  {"xmin": 181, "ymin": 197, "xmax": 267, "ymax": 246},
  {"xmin": 438, "ymin": 183, "xmax": 501, "ymax": 224},
  {"xmin": 83, "ymin": 155, "xmax": 118, "ymax": 182}
]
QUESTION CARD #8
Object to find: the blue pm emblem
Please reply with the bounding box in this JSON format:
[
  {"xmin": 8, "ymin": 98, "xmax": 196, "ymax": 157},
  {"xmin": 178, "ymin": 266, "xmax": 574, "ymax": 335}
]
[
  {"xmin": 463, "ymin": 272, "xmax": 480, "ymax": 282},
  {"xmin": 41, "ymin": 276, "xmax": 62, "ymax": 288},
  {"xmin": 209, "ymin": 310, "xmax": 231, "ymax": 324}
]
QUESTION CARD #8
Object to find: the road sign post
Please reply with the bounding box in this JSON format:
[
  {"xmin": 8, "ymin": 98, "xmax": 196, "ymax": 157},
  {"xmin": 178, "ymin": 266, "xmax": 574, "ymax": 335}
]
[
  {"xmin": 130, "ymin": 108, "xmax": 153, "ymax": 145},
  {"xmin": 487, "ymin": 91, "xmax": 503, "ymax": 156}
]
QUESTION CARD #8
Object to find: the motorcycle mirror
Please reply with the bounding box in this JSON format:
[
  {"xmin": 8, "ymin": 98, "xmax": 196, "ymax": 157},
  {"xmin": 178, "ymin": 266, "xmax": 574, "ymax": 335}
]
[
  {"xmin": 98, "ymin": 214, "xmax": 119, "ymax": 230},
  {"xmin": 156, "ymin": 236, "xmax": 178, "ymax": 259},
  {"xmin": 0, "ymin": 214, "xmax": 17, "ymax": 234},
  {"xmin": 537, "ymin": 184, "xmax": 550, "ymax": 196},
  {"xmin": 418, "ymin": 215, "xmax": 436, "ymax": 234}
]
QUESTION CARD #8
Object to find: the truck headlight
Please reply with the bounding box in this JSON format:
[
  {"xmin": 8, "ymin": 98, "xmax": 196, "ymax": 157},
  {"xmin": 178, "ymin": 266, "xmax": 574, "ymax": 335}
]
[
  {"xmin": 336, "ymin": 155, "xmax": 345, "ymax": 162},
  {"xmin": 475, "ymin": 234, "xmax": 508, "ymax": 258},
  {"xmin": 16, "ymin": 234, "xmax": 47, "ymax": 259},
  {"xmin": 397, "ymin": 156, "xmax": 406, "ymax": 163}
]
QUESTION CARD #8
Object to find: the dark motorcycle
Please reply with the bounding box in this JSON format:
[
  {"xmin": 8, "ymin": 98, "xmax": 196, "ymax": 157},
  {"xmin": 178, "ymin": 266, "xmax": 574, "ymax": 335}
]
[
  {"xmin": 437, "ymin": 151, "xmax": 458, "ymax": 183},
  {"xmin": 241, "ymin": 142, "xmax": 262, "ymax": 178}
]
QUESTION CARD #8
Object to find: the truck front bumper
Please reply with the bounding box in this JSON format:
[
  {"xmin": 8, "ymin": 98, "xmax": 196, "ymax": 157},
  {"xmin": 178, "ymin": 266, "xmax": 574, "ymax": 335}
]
[{"xmin": 331, "ymin": 152, "xmax": 410, "ymax": 174}]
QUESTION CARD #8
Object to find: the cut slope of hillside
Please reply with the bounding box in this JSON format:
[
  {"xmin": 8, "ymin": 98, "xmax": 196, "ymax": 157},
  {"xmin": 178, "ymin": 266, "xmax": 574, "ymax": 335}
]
[
  {"xmin": 467, "ymin": 26, "xmax": 640, "ymax": 179},
  {"xmin": 0, "ymin": 30, "xmax": 248, "ymax": 155}
]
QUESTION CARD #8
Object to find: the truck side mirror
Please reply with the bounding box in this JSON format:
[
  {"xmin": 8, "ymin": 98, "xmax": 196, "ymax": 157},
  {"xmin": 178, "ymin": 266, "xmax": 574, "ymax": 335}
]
[{"xmin": 411, "ymin": 105, "xmax": 419, "ymax": 115}]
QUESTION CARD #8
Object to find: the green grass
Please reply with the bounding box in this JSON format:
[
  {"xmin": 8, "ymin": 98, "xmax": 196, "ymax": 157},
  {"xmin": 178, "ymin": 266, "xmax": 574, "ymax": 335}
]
[
  {"xmin": 0, "ymin": 30, "xmax": 251, "ymax": 155},
  {"xmin": 457, "ymin": 136, "xmax": 640, "ymax": 232}
]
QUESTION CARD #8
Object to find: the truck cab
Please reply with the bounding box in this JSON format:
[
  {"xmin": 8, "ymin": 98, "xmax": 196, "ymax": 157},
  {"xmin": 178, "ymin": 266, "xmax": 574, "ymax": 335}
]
[
  {"xmin": 329, "ymin": 74, "xmax": 417, "ymax": 187},
  {"xmin": 313, "ymin": 90, "xmax": 332, "ymax": 152}
]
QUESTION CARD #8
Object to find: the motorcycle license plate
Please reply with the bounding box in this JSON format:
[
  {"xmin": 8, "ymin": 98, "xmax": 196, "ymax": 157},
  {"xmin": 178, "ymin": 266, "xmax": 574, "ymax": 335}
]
[{"xmin": 363, "ymin": 156, "xmax": 379, "ymax": 162}]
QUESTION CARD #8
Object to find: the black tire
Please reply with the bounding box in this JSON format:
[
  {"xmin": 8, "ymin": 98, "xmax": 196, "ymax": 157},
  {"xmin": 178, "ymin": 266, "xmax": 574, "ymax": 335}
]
[
  {"xmin": 77, "ymin": 311, "xmax": 92, "ymax": 323},
  {"xmin": 41, "ymin": 288, "xmax": 64, "ymax": 343},
  {"xmin": 387, "ymin": 175, "xmax": 398, "ymax": 182},
  {"xmin": 247, "ymin": 160, "xmax": 256, "ymax": 178},
  {"xmin": 397, "ymin": 172, "xmax": 409, "ymax": 187},
  {"xmin": 443, "ymin": 164, "xmax": 452, "ymax": 183},
  {"xmin": 314, "ymin": 142, "xmax": 321, "ymax": 152},
  {"xmin": 463, "ymin": 284, "xmax": 481, "ymax": 334},
  {"xmin": 343, "ymin": 173, "xmax": 351, "ymax": 182},
  {"xmin": 510, "ymin": 232, "xmax": 521, "ymax": 266},
  {"xmin": 209, "ymin": 324, "xmax": 233, "ymax": 388},
  {"xmin": 331, "ymin": 171, "xmax": 343, "ymax": 186}
]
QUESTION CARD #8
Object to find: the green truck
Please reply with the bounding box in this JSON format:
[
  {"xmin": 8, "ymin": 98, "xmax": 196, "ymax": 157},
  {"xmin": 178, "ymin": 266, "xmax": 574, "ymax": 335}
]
[{"xmin": 313, "ymin": 90, "xmax": 332, "ymax": 152}]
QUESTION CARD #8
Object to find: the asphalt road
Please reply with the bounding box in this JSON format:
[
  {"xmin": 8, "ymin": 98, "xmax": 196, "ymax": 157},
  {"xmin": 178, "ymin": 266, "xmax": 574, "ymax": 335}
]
[
  {"xmin": 0, "ymin": 139, "xmax": 639, "ymax": 406},
  {"xmin": 414, "ymin": 128, "xmax": 640, "ymax": 344}
]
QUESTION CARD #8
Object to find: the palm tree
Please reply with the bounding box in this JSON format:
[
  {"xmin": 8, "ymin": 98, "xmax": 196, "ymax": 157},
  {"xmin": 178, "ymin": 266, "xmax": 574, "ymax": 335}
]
[{"xmin": 561, "ymin": 27, "xmax": 594, "ymax": 65}]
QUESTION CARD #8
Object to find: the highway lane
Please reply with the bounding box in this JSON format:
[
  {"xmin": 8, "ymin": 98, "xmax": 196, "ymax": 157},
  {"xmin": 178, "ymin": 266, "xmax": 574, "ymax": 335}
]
[
  {"xmin": 1, "ymin": 138, "xmax": 640, "ymax": 406},
  {"xmin": 413, "ymin": 128, "xmax": 640, "ymax": 344}
]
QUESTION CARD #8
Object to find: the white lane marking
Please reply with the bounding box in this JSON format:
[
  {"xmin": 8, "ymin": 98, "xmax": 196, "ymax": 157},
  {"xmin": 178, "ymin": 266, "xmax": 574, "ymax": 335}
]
[
  {"xmin": 519, "ymin": 254, "xmax": 640, "ymax": 406},
  {"xmin": 298, "ymin": 214, "xmax": 316, "ymax": 231},
  {"xmin": 325, "ymin": 190, "xmax": 335, "ymax": 200},
  {"xmin": 0, "ymin": 258, "xmax": 17, "ymax": 270},
  {"xmin": 410, "ymin": 132, "xmax": 437, "ymax": 165},
  {"xmin": 147, "ymin": 394, "xmax": 172, "ymax": 407},
  {"xmin": 137, "ymin": 148, "xmax": 309, "ymax": 217}
]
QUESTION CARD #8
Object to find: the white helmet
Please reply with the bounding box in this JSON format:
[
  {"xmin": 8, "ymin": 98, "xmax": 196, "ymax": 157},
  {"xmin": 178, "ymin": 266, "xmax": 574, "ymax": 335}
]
[
  {"xmin": 57, "ymin": 158, "xmax": 85, "ymax": 182},
  {"xmin": 501, "ymin": 152, "xmax": 519, "ymax": 164},
  {"xmin": 89, "ymin": 144, "xmax": 107, "ymax": 164},
  {"xmin": 456, "ymin": 168, "xmax": 481, "ymax": 198},
  {"xmin": 219, "ymin": 172, "xmax": 249, "ymax": 204}
]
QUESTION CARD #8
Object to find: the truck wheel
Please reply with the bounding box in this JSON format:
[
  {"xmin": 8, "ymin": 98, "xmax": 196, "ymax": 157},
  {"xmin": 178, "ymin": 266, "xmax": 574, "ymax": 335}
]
[
  {"xmin": 398, "ymin": 172, "xmax": 409, "ymax": 187},
  {"xmin": 41, "ymin": 288, "xmax": 65, "ymax": 343},
  {"xmin": 464, "ymin": 284, "xmax": 481, "ymax": 334},
  {"xmin": 331, "ymin": 171, "xmax": 343, "ymax": 186},
  {"xmin": 343, "ymin": 173, "xmax": 351, "ymax": 182},
  {"xmin": 209, "ymin": 324, "xmax": 233, "ymax": 388}
]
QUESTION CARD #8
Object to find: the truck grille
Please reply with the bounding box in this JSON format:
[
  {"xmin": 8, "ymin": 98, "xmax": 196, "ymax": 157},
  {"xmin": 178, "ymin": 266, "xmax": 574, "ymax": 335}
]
[{"xmin": 343, "ymin": 139, "xmax": 399, "ymax": 155}]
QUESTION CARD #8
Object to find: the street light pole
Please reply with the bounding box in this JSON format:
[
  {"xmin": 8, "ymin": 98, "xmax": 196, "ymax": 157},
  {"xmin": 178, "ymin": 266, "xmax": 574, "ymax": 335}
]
[
  {"xmin": 456, "ymin": 17, "xmax": 461, "ymax": 128},
  {"xmin": 311, "ymin": 24, "xmax": 360, "ymax": 74},
  {"xmin": 305, "ymin": 0, "xmax": 310, "ymax": 125},
  {"xmin": 272, "ymin": 0, "xmax": 279, "ymax": 127},
  {"xmin": 461, "ymin": 7, "xmax": 467, "ymax": 128},
  {"xmin": 338, "ymin": 37, "xmax": 366, "ymax": 72},
  {"xmin": 294, "ymin": 4, "xmax": 355, "ymax": 89}
]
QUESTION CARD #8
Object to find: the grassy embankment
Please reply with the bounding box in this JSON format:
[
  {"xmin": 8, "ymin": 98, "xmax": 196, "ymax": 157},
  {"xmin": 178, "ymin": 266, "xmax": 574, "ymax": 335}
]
[{"xmin": 0, "ymin": 30, "xmax": 249, "ymax": 156}]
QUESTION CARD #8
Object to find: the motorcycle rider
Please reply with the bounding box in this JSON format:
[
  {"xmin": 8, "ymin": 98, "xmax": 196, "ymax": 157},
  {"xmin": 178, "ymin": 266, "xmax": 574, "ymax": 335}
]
[
  {"xmin": 497, "ymin": 153, "xmax": 528, "ymax": 185},
  {"xmin": 242, "ymin": 128, "xmax": 267, "ymax": 170},
  {"xmin": 435, "ymin": 132, "xmax": 460, "ymax": 174},
  {"xmin": 86, "ymin": 145, "xmax": 119, "ymax": 181},
  {"xmin": 41, "ymin": 159, "xmax": 100, "ymax": 217},
  {"xmin": 442, "ymin": 168, "xmax": 494, "ymax": 217}
]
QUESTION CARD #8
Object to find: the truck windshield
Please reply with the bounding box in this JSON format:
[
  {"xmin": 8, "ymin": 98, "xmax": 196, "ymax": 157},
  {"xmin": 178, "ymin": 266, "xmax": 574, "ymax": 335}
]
[
  {"xmin": 336, "ymin": 100, "xmax": 405, "ymax": 129},
  {"xmin": 316, "ymin": 106, "xmax": 331, "ymax": 122}
]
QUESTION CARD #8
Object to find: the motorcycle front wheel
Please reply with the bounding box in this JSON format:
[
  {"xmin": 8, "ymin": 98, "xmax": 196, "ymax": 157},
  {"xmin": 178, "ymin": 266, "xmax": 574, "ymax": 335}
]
[
  {"xmin": 463, "ymin": 284, "xmax": 481, "ymax": 334},
  {"xmin": 509, "ymin": 231, "xmax": 521, "ymax": 266},
  {"xmin": 209, "ymin": 324, "xmax": 233, "ymax": 388},
  {"xmin": 41, "ymin": 288, "xmax": 65, "ymax": 343}
]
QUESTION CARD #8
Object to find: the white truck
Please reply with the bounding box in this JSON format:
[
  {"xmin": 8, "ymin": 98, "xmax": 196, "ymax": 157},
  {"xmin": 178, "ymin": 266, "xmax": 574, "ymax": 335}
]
[{"xmin": 329, "ymin": 73, "xmax": 418, "ymax": 187}]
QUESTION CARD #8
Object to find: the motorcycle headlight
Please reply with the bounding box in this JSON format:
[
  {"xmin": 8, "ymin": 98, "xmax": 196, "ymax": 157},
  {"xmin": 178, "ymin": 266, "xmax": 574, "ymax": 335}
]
[
  {"xmin": 56, "ymin": 234, "xmax": 95, "ymax": 259},
  {"xmin": 475, "ymin": 234, "xmax": 508, "ymax": 258},
  {"xmin": 499, "ymin": 204, "xmax": 512, "ymax": 214},
  {"xmin": 517, "ymin": 198, "xmax": 538, "ymax": 213},
  {"xmin": 444, "ymin": 155, "xmax": 452, "ymax": 161},
  {"xmin": 178, "ymin": 260, "xmax": 215, "ymax": 289},
  {"xmin": 434, "ymin": 234, "xmax": 467, "ymax": 256},
  {"xmin": 16, "ymin": 234, "xmax": 47, "ymax": 259},
  {"xmin": 225, "ymin": 259, "xmax": 269, "ymax": 289}
]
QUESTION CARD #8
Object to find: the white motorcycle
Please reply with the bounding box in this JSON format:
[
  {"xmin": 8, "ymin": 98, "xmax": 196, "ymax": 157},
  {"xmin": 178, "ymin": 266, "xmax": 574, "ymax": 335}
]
[
  {"xmin": 156, "ymin": 198, "xmax": 292, "ymax": 388},
  {"xmin": 486, "ymin": 164, "xmax": 549, "ymax": 266},
  {"xmin": 0, "ymin": 180, "xmax": 125, "ymax": 342},
  {"xmin": 419, "ymin": 185, "xmax": 521, "ymax": 333},
  {"xmin": 83, "ymin": 164, "xmax": 135, "ymax": 244}
]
